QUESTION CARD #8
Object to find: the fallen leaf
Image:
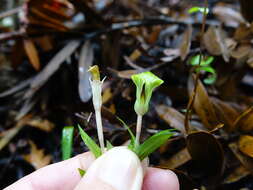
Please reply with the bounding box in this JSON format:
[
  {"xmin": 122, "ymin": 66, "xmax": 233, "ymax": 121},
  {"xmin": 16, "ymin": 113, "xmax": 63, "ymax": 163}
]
[
  {"xmin": 211, "ymin": 97, "xmax": 240, "ymax": 131},
  {"xmin": 187, "ymin": 131, "xmax": 225, "ymax": 182},
  {"xmin": 0, "ymin": 115, "xmax": 32, "ymax": 151},
  {"xmin": 188, "ymin": 76, "xmax": 219, "ymax": 130},
  {"xmin": 23, "ymin": 140, "xmax": 52, "ymax": 169},
  {"xmin": 129, "ymin": 49, "xmax": 141, "ymax": 61},
  {"xmin": 203, "ymin": 26, "xmax": 230, "ymax": 62},
  {"xmin": 213, "ymin": 4, "xmax": 245, "ymax": 27},
  {"xmin": 229, "ymin": 142, "xmax": 253, "ymax": 174},
  {"xmin": 180, "ymin": 25, "xmax": 192, "ymax": 61},
  {"xmin": 230, "ymin": 45, "xmax": 251, "ymax": 61},
  {"xmin": 160, "ymin": 148, "xmax": 191, "ymax": 169},
  {"xmin": 102, "ymin": 88, "xmax": 113, "ymax": 104},
  {"xmin": 27, "ymin": 117, "xmax": 55, "ymax": 132},
  {"xmin": 23, "ymin": 39, "xmax": 40, "ymax": 71},
  {"xmin": 223, "ymin": 166, "xmax": 250, "ymax": 184},
  {"xmin": 24, "ymin": 40, "xmax": 80, "ymax": 99},
  {"xmin": 239, "ymin": 135, "xmax": 253, "ymax": 158},
  {"xmin": 156, "ymin": 105, "xmax": 186, "ymax": 135},
  {"xmin": 78, "ymin": 41, "xmax": 93, "ymax": 103},
  {"xmin": 233, "ymin": 106, "xmax": 253, "ymax": 132},
  {"xmin": 234, "ymin": 24, "xmax": 252, "ymax": 41}
]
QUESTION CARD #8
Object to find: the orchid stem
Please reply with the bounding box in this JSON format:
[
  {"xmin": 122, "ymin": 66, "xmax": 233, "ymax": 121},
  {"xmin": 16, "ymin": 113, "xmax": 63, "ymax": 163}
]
[
  {"xmin": 95, "ymin": 109, "xmax": 105, "ymax": 153},
  {"xmin": 135, "ymin": 114, "xmax": 143, "ymax": 148}
]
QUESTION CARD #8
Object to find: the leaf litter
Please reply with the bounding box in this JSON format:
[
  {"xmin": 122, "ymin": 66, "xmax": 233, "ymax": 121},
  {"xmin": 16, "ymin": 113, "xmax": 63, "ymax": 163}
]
[{"xmin": 1, "ymin": 0, "xmax": 253, "ymax": 189}]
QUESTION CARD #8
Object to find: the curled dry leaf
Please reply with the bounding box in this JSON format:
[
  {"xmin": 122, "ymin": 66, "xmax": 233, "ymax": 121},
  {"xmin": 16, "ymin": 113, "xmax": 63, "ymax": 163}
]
[
  {"xmin": 23, "ymin": 140, "xmax": 52, "ymax": 170},
  {"xmin": 239, "ymin": 135, "xmax": 253, "ymax": 158},
  {"xmin": 23, "ymin": 39, "xmax": 40, "ymax": 71},
  {"xmin": 233, "ymin": 106, "xmax": 253, "ymax": 132},
  {"xmin": 203, "ymin": 26, "xmax": 230, "ymax": 62},
  {"xmin": 188, "ymin": 75, "xmax": 219, "ymax": 130},
  {"xmin": 155, "ymin": 104, "xmax": 186, "ymax": 135},
  {"xmin": 186, "ymin": 131, "xmax": 225, "ymax": 182}
]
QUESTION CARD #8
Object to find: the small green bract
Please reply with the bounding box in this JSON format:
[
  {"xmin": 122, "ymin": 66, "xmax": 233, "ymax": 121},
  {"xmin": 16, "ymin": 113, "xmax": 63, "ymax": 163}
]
[{"xmin": 131, "ymin": 72, "xmax": 164, "ymax": 116}]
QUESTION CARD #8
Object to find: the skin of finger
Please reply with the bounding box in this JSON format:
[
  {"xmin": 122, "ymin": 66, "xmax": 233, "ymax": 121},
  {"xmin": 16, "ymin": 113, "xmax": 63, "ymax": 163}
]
[
  {"xmin": 4, "ymin": 152, "xmax": 95, "ymax": 190},
  {"xmin": 74, "ymin": 147, "xmax": 143, "ymax": 190},
  {"xmin": 142, "ymin": 168, "xmax": 180, "ymax": 190}
]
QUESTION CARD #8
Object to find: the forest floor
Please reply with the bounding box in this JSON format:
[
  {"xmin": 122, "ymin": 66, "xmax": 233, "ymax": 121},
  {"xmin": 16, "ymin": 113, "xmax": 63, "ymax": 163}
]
[{"xmin": 1, "ymin": 0, "xmax": 253, "ymax": 189}]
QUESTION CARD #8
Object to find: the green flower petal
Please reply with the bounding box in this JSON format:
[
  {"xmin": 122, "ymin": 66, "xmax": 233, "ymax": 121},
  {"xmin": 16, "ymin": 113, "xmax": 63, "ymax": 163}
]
[{"xmin": 131, "ymin": 72, "xmax": 164, "ymax": 116}]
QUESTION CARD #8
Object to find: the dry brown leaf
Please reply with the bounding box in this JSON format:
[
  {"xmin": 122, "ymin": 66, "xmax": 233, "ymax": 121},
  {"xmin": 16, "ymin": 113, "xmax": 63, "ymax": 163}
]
[
  {"xmin": 129, "ymin": 49, "xmax": 141, "ymax": 61},
  {"xmin": 102, "ymin": 88, "xmax": 113, "ymax": 104},
  {"xmin": 155, "ymin": 105, "xmax": 186, "ymax": 135},
  {"xmin": 229, "ymin": 142, "xmax": 253, "ymax": 174},
  {"xmin": 180, "ymin": 25, "xmax": 192, "ymax": 61},
  {"xmin": 223, "ymin": 166, "xmax": 250, "ymax": 184},
  {"xmin": 188, "ymin": 76, "xmax": 219, "ymax": 130},
  {"xmin": 34, "ymin": 36, "xmax": 53, "ymax": 52},
  {"xmin": 0, "ymin": 115, "xmax": 32, "ymax": 151},
  {"xmin": 23, "ymin": 140, "xmax": 51, "ymax": 170},
  {"xmin": 234, "ymin": 24, "xmax": 252, "ymax": 41},
  {"xmin": 233, "ymin": 106, "xmax": 253, "ymax": 132},
  {"xmin": 24, "ymin": 40, "xmax": 80, "ymax": 99},
  {"xmin": 239, "ymin": 135, "xmax": 253, "ymax": 158},
  {"xmin": 213, "ymin": 5, "xmax": 245, "ymax": 27},
  {"xmin": 27, "ymin": 118, "xmax": 55, "ymax": 132},
  {"xmin": 187, "ymin": 131, "xmax": 225, "ymax": 182},
  {"xmin": 211, "ymin": 97, "xmax": 240, "ymax": 131},
  {"xmin": 203, "ymin": 26, "xmax": 230, "ymax": 62},
  {"xmin": 116, "ymin": 69, "xmax": 138, "ymax": 79},
  {"xmin": 23, "ymin": 39, "xmax": 40, "ymax": 71},
  {"xmin": 78, "ymin": 41, "xmax": 93, "ymax": 103},
  {"xmin": 160, "ymin": 148, "xmax": 191, "ymax": 169},
  {"xmin": 231, "ymin": 45, "xmax": 251, "ymax": 60}
]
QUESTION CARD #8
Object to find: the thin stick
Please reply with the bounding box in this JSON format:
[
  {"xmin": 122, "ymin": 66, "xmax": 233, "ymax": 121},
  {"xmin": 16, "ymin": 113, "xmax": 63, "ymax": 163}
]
[
  {"xmin": 184, "ymin": 0, "xmax": 208, "ymax": 134},
  {"xmin": 0, "ymin": 6, "xmax": 22, "ymax": 19},
  {"xmin": 135, "ymin": 114, "xmax": 143, "ymax": 148},
  {"xmin": 95, "ymin": 110, "xmax": 105, "ymax": 153}
]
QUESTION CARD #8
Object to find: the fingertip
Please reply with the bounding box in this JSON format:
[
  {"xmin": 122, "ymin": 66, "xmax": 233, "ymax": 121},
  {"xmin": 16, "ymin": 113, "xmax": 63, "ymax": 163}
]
[
  {"xmin": 142, "ymin": 168, "xmax": 179, "ymax": 190},
  {"xmin": 76, "ymin": 152, "xmax": 96, "ymax": 170}
]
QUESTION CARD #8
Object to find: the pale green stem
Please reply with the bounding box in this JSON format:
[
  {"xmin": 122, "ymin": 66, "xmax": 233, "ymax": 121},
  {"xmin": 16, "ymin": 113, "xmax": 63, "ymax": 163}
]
[
  {"xmin": 135, "ymin": 114, "xmax": 143, "ymax": 148},
  {"xmin": 95, "ymin": 109, "xmax": 105, "ymax": 153}
]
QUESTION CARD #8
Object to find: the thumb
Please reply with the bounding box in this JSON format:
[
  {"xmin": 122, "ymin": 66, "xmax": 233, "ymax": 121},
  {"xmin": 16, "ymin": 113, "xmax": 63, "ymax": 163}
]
[{"xmin": 74, "ymin": 147, "xmax": 144, "ymax": 190}]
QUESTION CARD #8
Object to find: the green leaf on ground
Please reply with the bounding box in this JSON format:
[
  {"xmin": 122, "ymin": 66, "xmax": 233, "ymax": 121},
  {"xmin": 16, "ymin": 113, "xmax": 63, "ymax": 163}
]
[{"xmin": 61, "ymin": 126, "xmax": 74, "ymax": 160}]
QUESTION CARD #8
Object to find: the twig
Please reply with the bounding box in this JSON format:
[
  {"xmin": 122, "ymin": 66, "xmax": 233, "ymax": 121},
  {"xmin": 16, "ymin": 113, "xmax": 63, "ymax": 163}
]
[
  {"xmin": 0, "ymin": 7, "xmax": 22, "ymax": 19},
  {"xmin": 0, "ymin": 16, "xmax": 222, "ymax": 42},
  {"xmin": 184, "ymin": 0, "xmax": 209, "ymax": 134}
]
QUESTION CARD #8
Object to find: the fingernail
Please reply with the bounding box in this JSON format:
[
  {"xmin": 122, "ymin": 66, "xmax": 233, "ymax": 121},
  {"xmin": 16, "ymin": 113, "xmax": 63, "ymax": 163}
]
[{"xmin": 84, "ymin": 147, "xmax": 143, "ymax": 190}]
